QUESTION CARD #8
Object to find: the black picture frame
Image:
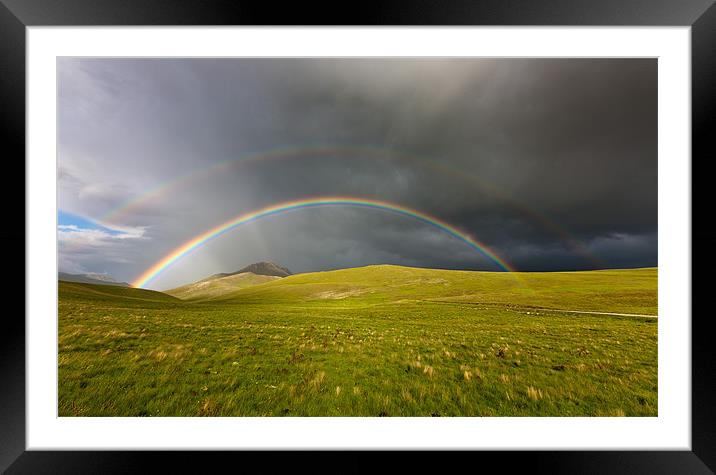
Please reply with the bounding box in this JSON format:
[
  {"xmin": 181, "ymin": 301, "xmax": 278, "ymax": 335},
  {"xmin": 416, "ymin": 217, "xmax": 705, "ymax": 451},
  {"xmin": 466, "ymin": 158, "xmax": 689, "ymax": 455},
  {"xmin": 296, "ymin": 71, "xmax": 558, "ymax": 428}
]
[{"xmin": 3, "ymin": 0, "xmax": 714, "ymax": 472}]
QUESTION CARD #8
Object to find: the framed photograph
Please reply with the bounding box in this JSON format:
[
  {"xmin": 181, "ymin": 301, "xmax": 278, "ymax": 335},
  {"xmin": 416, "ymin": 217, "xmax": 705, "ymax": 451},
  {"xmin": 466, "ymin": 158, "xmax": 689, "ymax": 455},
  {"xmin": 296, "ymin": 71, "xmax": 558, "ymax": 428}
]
[{"xmin": 5, "ymin": 0, "xmax": 714, "ymax": 472}]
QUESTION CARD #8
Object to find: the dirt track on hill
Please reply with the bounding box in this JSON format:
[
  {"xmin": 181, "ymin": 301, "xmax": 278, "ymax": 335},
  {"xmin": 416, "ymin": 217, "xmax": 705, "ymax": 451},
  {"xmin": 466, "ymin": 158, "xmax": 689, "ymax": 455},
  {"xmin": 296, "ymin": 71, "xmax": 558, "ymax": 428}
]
[{"xmin": 519, "ymin": 308, "xmax": 657, "ymax": 319}]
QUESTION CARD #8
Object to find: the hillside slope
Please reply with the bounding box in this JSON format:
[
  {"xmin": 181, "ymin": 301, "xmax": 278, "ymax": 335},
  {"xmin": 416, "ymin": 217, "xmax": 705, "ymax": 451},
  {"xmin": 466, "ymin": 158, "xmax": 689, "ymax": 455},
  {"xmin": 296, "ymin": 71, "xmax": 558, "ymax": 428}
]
[
  {"xmin": 59, "ymin": 281, "xmax": 181, "ymax": 305},
  {"xmin": 58, "ymin": 265, "xmax": 658, "ymax": 416},
  {"xmin": 165, "ymin": 272, "xmax": 280, "ymax": 300},
  {"xmin": 209, "ymin": 264, "xmax": 657, "ymax": 315}
]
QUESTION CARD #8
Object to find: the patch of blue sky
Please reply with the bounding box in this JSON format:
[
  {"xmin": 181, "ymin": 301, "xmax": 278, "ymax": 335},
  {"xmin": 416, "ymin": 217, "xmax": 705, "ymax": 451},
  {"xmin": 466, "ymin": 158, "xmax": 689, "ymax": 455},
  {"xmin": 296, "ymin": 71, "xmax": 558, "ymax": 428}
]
[{"xmin": 58, "ymin": 210, "xmax": 124, "ymax": 236}]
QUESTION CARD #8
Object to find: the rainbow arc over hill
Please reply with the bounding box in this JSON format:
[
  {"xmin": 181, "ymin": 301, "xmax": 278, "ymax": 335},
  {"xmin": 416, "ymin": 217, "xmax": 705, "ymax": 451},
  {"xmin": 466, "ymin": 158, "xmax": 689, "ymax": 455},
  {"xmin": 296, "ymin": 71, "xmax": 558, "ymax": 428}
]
[
  {"xmin": 132, "ymin": 197, "xmax": 515, "ymax": 288},
  {"xmin": 100, "ymin": 144, "xmax": 600, "ymax": 267}
]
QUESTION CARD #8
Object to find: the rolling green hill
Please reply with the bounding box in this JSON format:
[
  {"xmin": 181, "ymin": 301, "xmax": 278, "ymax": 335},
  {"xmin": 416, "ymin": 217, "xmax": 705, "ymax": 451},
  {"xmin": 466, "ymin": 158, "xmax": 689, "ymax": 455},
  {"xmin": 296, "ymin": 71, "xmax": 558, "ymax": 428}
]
[
  {"xmin": 210, "ymin": 265, "xmax": 657, "ymax": 315},
  {"xmin": 58, "ymin": 265, "xmax": 658, "ymax": 417},
  {"xmin": 165, "ymin": 272, "xmax": 281, "ymax": 300},
  {"xmin": 59, "ymin": 280, "xmax": 181, "ymax": 304}
]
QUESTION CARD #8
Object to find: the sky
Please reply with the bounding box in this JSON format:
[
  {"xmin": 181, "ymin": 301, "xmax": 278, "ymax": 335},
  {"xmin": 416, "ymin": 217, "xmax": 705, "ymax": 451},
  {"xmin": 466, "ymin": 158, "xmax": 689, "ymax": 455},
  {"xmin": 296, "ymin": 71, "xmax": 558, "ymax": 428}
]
[{"xmin": 58, "ymin": 58, "xmax": 657, "ymax": 290}]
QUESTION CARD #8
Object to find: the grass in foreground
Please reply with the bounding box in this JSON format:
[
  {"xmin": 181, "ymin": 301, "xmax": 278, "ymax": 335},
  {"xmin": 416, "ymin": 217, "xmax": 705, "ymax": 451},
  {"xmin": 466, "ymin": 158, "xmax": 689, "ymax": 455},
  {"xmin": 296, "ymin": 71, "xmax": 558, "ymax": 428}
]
[{"xmin": 58, "ymin": 267, "xmax": 657, "ymax": 417}]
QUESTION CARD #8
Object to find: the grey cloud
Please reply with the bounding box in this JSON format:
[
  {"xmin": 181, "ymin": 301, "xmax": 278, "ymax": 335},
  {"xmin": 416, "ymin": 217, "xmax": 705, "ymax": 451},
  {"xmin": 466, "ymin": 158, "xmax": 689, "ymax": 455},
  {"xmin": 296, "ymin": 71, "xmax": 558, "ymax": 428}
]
[{"xmin": 57, "ymin": 58, "xmax": 657, "ymax": 289}]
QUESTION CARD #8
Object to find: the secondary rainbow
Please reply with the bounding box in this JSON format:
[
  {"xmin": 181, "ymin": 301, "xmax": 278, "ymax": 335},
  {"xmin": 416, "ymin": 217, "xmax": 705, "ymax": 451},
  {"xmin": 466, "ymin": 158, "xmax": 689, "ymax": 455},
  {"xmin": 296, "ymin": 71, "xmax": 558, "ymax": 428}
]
[
  {"xmin": 100, "ymin": 144, "xmax": 600, "ymax": 267},
  {"xmin": 101, "ymin": 145, "xmax": 469, "ymax": 225},
  {"xmin": 131, "ymin": 197, "xmax": 515, "ymax": 288}
]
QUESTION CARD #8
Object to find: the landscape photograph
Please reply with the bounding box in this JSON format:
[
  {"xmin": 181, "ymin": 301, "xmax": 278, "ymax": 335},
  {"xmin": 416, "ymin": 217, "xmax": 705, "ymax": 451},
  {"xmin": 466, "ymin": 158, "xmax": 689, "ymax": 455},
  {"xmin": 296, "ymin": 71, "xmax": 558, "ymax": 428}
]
[{"xmin": 58, "ymin": 57, "xmax": 657, "ymax": 417}]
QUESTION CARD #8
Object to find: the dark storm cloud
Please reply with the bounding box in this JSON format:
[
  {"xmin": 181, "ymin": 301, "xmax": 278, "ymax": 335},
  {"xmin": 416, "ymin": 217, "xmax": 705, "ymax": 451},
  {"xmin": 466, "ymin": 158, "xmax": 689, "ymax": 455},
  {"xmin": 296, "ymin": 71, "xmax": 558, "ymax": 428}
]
[{"xmin": 57, "ymin": 58, "xmax": 657, "ymax": 289}]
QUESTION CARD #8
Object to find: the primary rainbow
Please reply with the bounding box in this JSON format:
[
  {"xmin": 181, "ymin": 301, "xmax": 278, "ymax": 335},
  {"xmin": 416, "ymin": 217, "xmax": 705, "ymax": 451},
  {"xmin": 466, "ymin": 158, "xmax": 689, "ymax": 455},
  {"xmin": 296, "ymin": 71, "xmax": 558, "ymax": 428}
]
[
  {"xmin": 131, "ymin": 197, "xmax": 515, "ymax": 288},
  {"xmin": 101, "ymin": 145, "xmax": 601, "ymax": 267}
]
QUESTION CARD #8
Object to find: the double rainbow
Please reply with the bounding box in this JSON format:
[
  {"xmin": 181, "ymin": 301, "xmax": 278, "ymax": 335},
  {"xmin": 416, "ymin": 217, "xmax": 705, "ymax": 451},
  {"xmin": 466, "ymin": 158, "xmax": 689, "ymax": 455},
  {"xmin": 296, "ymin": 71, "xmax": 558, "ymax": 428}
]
[
  {"xmin": 131, "ymin": 197, "xmax": 515, "ymax": 288},
  {"xmin": 101, "ymin": 145, "xmax": 601, "ymax": 267}
]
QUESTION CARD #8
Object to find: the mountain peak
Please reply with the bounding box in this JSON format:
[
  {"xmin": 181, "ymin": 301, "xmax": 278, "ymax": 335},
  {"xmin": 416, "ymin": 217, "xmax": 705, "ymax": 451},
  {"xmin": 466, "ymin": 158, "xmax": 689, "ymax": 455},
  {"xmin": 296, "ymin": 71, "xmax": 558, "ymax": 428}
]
[{"xmin": 233, "ymin": 261, "xmax": 292, "ymax": 278}]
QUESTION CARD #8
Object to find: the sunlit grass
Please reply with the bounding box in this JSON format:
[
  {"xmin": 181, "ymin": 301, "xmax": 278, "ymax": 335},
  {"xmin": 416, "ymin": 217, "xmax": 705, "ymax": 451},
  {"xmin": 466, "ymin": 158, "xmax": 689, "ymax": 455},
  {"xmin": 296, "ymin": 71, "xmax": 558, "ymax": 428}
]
[{"xmin": 58, "ymin": 267, "xmax": 657, "ymax": 417}]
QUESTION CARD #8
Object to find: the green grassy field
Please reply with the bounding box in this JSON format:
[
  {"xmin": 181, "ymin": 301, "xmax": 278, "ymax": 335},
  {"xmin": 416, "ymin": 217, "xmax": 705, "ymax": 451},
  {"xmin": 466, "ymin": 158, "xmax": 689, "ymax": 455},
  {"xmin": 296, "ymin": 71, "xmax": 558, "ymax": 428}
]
[{"xmin": 58, "ymin": 266, "xmax": 657, "ymax": 417}]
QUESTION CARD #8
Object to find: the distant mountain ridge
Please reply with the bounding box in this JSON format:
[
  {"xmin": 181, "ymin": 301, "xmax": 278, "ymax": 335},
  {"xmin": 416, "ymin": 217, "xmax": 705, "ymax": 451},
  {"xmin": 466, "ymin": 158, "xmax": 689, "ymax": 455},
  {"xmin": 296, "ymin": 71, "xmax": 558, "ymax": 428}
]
[
  {"xmin": 166, "ymin": 262, "xmax": 292, "ymax": 300},
  {"xmin": 214, "ymin": 261, "xmax": 293, "ymax": 278},
  {"xmin": 59, "ymin": 272, "xmax": 130, "ymax": 287},
  {"xmin": 165, "ymin": 272, "xmax": 280, "ymax": 300}
]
